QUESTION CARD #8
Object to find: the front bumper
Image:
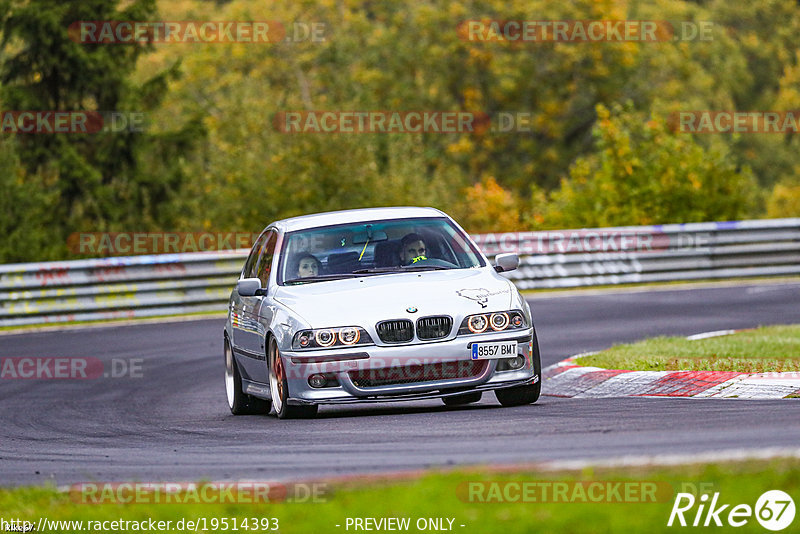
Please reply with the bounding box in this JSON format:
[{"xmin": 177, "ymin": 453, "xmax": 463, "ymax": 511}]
[{"xmin": 281, "ymin": 329, "xmax": 536, "ymax": 405}]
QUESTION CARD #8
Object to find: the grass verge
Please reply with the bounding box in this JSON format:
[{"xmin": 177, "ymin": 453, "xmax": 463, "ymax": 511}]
[
  {"xmin": 576, "ymin": 324, "xmax": 800, "ymax": 373},
  {"xmin": 1, "ymin": 459, "xmax": 798, "ymax": 533}
]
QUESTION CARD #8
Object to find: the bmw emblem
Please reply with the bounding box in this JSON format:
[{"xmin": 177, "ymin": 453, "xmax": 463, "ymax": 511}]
[{"xmin": 406, "ymin": 306, "xmax": 418, "ymax": 313}]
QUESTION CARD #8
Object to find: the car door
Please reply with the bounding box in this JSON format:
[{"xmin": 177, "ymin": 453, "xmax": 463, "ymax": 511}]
[
  {"xmin": 231, "ymin": 230, "xmax": 268, "ymax": 380},
  {"xmin": 236, "ymin": 229, "xmax": 277, "ymax": 383}
]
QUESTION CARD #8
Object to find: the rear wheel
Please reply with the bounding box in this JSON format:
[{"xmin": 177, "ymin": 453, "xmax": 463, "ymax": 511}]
[
  {"xmin": 225, "ymin": 337, "xmax": 271, "ymax": 415},
  {"xmin": 495, "ymin": 330, "xmax": 542, "ymax": 407},
  {"xmin": 268, "ymin": 337, "xmax": 318, "ymax": 419},
  {"xmin": 442, "ymin": 391, "xmax": 482, "ymax": 406}
]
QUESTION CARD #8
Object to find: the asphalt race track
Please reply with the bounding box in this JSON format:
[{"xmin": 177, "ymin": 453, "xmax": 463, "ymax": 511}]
[{"xmin": 2, "ymin": 282, "xmax": 800, "ymax": 487}]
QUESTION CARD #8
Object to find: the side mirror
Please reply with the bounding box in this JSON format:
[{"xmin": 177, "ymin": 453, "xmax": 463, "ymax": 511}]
[
  {"xmin": 494, "ymin": 253, "xmax": 519, "ymax": 273},
  {"xmin": 236, "ymin": 277, "xmax": 263, "ymax": 297}
]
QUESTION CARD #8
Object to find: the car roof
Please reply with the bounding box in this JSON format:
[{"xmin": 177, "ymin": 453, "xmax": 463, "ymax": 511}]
[{"xmin": 270, "ymin": 207, "xmax": 448, "ymax": 233}]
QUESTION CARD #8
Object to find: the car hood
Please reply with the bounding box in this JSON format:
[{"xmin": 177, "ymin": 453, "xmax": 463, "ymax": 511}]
[{"xmin": 272, "ymin": 269, "xmax": 515, "ymax": 328}]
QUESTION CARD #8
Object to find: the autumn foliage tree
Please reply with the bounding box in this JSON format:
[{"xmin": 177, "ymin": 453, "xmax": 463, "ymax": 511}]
[
  {"xmin": 1, "ymin": 0, "xmax": 799, "ymax": 261},
  {"xmin": 544, "ymin": 103, "xmax": 759, "ymax": 228},
  {"xmin": 455, "ymin": 176, "xmax": 522, "ymax": 233}
]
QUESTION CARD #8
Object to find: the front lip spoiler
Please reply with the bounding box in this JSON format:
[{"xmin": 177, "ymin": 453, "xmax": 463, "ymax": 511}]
[{"xmin": 285, "ymin": 375, "xmax": 538, "ymax": 405}]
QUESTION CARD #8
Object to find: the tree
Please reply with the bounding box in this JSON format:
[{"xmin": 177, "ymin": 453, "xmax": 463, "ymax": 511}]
[
  {"xmin": 453, "ymin": 176, "xmax": 522, "ymax": 233},
  {"xmin": 0, "ymin": 137, "xmax": 60, "ymax": 262},
  {"xmin": 766, "ymin": 175, "xmax": 800, "ymax": 217},
  {"xmin": 0, "ymin": 0, "xmax": 203, "ymax": 260},
  {"xmin": 543, "ymin": 103, "xmax": 759, "ymax": 228}
]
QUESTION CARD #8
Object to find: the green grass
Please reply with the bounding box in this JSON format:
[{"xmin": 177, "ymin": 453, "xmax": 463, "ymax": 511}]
[
  {"xmin": 577, "ymin": 324, "xmax": 800, "ymax": 372},
  {"xmin": 1, "ymin": 459, "xmax": 799, "ymax": 533}
]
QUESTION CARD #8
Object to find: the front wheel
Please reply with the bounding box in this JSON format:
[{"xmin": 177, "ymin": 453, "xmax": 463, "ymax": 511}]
[
  {"xmin": 495, "ymin": 330, "xmax": 542, "ymax": 407},
  {"xmin": 268, "ymin": 337, "xmax": 318, "ymax": 419},
  {"xmin": 225, "ymin": 337, "xmax": 271, "ymax": 415}
]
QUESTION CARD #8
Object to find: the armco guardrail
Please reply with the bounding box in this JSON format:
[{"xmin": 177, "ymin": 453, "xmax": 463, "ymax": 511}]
[
  {"xmin": 1, "ymin": 218, "xmax": 799, "ymax": 327},
  {"xmin": 0, "ymin": 252, "xmax": 247, "ymax": 327},
  {"xmin": 477, "ymin": 218, "xmax": 800, "ymax": 290}
]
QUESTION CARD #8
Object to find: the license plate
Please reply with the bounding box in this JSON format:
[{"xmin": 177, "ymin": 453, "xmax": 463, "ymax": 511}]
[{"xmin": 471, "ymin": 341, "xmax": 517, "ymax": 360}]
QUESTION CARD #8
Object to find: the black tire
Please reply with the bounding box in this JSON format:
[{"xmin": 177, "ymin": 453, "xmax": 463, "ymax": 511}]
[
  {"xmin": 495, "ymin": 329, "xmax": 542, "ymax": 407},
  {"xmin": 268, "ymin": 337, "xmax": 318, "ymax": 419},
  {"xmin": 225, "ymin": 337, "xmax": 271, "ymax": 415},
  {"xmin": 442, "ymin": 391, "xmax": 482, "ymax": 406}
]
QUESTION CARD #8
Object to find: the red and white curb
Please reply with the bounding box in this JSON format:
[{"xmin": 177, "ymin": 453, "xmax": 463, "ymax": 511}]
[{"xmin": 543, "ymin": 331, "xmax": 800, "ymax": 400}]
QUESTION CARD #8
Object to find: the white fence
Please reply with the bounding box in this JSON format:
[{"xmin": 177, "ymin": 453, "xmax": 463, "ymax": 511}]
[{"xmin": 1, "ymin": 218, "xmax": 798, "ymax": 327}]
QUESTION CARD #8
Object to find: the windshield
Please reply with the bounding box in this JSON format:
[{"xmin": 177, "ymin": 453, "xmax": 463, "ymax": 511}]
[{"xmin": 278, "ymin": 217, "xmax": 485, "ymax": 285}]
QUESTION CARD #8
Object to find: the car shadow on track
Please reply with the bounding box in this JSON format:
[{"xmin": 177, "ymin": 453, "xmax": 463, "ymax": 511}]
[
  {"xmin": 221, "ymin": 399, "xmax": 551, "ymax": 421},
  {"xmin": 317, "ymin": 402, "xmax": 505, "ymax": 419}
]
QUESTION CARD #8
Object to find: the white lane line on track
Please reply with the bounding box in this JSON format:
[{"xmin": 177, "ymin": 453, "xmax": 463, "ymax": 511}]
[
  {"xmin": 686, "ymin": 329, "xmax": 736, "ymax": 341},
  {"xmin": 746, "ymin": 283, "xmax": 800, "ymax": 294}
]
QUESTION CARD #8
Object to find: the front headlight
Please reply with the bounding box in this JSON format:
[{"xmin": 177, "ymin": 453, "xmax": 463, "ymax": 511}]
[
  {"xmin": 458, "ymin": 310, "xmax": 526, "ymax": 335},
  {"xmin": 292, "ymin": 326, "xmax": 373, "ymax": 350}
]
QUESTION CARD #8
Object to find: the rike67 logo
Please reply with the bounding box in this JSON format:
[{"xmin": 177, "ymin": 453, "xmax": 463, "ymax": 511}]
[{"xmin": 668, "ymin": 490, "xmax": 795, "ymax": 530}]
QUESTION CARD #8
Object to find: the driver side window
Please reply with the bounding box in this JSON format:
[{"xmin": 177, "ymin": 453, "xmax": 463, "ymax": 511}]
[
  {"xmin": 242, "ymin": 232, "xmax": 268, "ymax": 279},
  {"xmin": 255, "ymin": 231, "xmax": 277, "ymax": 287}
]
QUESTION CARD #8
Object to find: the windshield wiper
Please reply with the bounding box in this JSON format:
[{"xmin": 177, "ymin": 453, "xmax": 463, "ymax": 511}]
[
  {"xmin": 352, "ymin": 265, "xmax": 451, "ymax": 274},
  {"xmin": 284, "ymin": 274, "xmax": 359, "ymax": 285},
  {"xmin": 399, "ymin": 265, "xmax": 451, "ymax": 271},
  {"xmin": 351, "ymin": 267, "xmax": 401, "ymax": 274}
]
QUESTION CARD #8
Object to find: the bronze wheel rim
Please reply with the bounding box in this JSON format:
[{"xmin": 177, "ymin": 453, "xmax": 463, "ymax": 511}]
[{"xmin": 269, "ymin": 340, "xmax": 285, "ymax": 413}]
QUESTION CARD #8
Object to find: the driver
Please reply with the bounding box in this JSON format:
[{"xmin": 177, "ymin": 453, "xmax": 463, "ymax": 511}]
[{"xmin": 399, "ymin": 233, "xmax": 427, "ymax": 266}]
